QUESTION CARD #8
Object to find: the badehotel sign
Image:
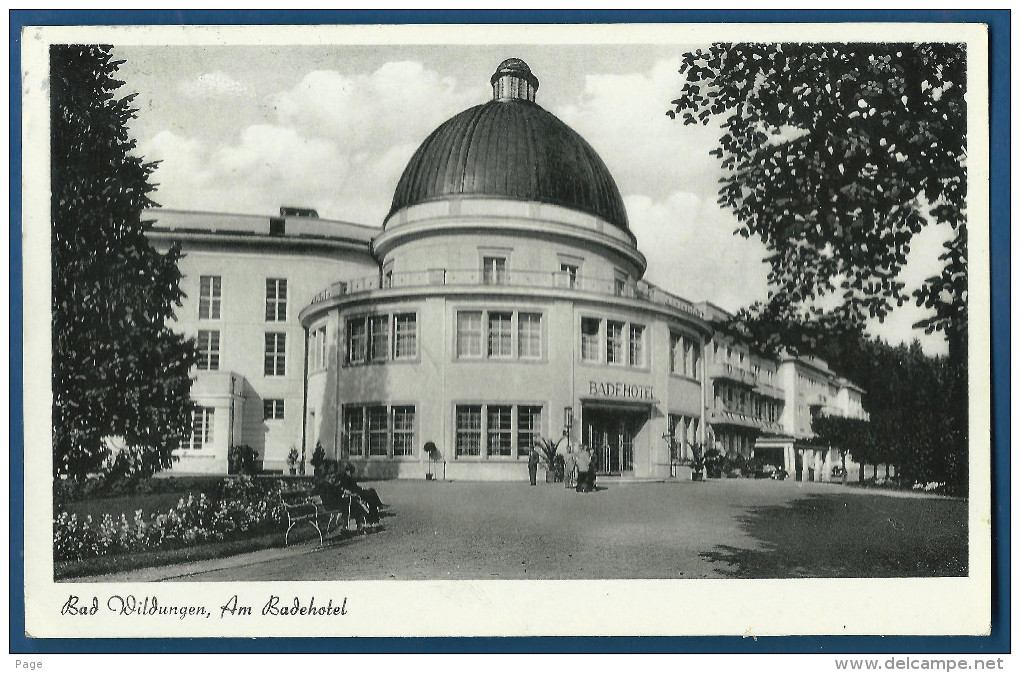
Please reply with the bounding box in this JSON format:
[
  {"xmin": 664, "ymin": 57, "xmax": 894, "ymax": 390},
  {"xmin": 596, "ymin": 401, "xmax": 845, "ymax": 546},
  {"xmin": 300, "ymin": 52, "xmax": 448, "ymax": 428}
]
[{"xmin": 588, "ymin": 380, "xmax": 656, "ymax": 401}]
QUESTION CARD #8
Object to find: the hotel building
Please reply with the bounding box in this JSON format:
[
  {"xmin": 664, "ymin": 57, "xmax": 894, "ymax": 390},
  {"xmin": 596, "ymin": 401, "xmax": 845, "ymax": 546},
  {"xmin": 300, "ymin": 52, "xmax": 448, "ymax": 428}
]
[{"xmin": 150, "ymin": 59, "xmax": 870, "ymax": 481}]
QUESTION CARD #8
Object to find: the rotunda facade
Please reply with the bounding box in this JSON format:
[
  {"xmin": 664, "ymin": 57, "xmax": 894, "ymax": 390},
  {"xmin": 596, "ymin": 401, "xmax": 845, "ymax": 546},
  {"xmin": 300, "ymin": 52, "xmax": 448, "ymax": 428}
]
[{"xmin": 300, "ymin": 59, "xmax": 711, "ymax": 480}]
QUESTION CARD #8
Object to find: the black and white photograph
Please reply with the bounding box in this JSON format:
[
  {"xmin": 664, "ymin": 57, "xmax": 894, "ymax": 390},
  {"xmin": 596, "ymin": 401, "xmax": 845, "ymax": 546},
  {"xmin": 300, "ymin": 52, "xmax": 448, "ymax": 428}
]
[{"xmin": 21, "ymin": 21, "xmax": 992, "ymax": 639}]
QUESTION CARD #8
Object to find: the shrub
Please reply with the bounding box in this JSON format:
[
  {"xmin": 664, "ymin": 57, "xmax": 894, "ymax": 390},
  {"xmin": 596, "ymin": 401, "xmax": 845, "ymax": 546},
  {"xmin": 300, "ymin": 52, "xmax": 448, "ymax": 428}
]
[
  {"xmin": 53, "ymin": 476, "xmax": 286, "ymax": 562},
  {"xmin": 229, "ymin": 445, "xmax": 259, "ymax": 475},
  {"xmin": 310, "ymin": 443, "xmax": 326, "ymax": 477}
]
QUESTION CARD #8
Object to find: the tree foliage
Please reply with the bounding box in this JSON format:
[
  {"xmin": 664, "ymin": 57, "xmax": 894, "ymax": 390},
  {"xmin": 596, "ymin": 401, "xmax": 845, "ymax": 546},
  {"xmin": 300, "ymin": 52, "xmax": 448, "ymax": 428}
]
[
  {"xmin": 809, "ymin": 334, "xmax": 966, "ymax": 495},
  {"xmin": 51, "ymin": 45, "xmax": 197, "ymax": 480},
  {"xmin": 669, "ymin": 43, "xmax": 968, "ymax": 352}
]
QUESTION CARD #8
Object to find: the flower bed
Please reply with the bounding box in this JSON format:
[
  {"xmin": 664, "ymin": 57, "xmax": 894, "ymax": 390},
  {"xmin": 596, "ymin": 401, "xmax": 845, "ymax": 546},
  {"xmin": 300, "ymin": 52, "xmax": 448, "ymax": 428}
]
[{"xmin": 53, "ymin": 476, "xmax": 298, "ymax": 562}]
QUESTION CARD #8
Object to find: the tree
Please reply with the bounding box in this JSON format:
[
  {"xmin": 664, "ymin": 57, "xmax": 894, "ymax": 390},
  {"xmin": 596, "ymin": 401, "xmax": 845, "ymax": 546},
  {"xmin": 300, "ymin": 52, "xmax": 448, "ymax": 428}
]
[
  {"xmin": 668, "ymin": 43, "xmax": 967, "ymax": 355},
  {"xmin": 671, "ymin": 43, "xmax": 969, "ymax": 495},
  {"xmin": 811, "ymin": 415, "xmax": 873, "ymax": 484},
  {"xmin": 51, "ymin": 45, "xmax": 197, "ymax": 480}
]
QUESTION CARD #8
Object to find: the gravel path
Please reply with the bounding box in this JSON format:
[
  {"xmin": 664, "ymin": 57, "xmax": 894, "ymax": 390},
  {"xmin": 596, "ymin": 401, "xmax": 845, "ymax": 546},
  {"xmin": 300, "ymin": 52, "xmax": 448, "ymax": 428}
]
[{"xmin": 94, "ymin": 478, "xmax": 967, "ymax": 582}]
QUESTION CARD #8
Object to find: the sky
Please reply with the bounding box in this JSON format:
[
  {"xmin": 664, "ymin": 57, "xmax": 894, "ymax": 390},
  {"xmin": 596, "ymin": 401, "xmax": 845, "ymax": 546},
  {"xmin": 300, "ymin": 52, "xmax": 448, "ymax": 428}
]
[{"xmin": 113, "ymin": 43, "xmax": 950, "ymax": 355}]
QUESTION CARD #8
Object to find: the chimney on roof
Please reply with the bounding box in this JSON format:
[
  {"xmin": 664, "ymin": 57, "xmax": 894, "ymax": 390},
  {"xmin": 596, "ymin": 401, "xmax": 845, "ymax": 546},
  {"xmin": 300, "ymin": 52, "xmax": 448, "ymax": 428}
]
[{"xmin": 280, "ymin": 206, "xmax": 319, "ymax": 218}]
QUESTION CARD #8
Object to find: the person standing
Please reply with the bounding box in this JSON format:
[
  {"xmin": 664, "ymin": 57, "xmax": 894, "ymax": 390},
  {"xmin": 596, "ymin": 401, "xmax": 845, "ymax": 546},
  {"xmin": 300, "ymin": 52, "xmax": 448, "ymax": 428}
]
[
  {"xmin": 563, "ymin": 445, "xmax": 577, "ymax": 489},
  {"xmin": 527, "ymin": 446, "xmax": 540, "ymax": 485},
  {"xmin": 574, "ymin": 448, "xmax": 593, "ymax": 492}
]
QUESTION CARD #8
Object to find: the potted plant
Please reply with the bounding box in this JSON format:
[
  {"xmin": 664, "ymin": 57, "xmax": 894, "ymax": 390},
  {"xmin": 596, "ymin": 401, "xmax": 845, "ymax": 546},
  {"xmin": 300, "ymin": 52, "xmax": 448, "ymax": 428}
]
[
  {"xmin": 705, "ymin": 447, "xmax": 723, "ymax": 479},
  {"xmin": 423, "ymin": 441, "xmax": 438, "ymax": 480},
  {"xmin": 690, "ymin": 442, "xmax": 706, "ymax": 482},
  {"xmin": 535, "ymin": 437, "xmax": 564, "ymax": 483},
  {"xmin": 286, "ymin": 446, "xmax": 300, "ymax": 475},
  {"xmin": 310, "ymin": 442, "xmax": 326, "ymax": 478}
]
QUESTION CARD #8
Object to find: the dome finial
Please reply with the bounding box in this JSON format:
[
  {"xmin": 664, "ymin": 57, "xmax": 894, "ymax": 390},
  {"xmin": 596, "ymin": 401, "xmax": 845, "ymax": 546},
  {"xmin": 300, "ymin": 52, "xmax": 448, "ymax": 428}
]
[{"xmin": 491, "ymin": 58, "xmax": 539, "ymax": 102}]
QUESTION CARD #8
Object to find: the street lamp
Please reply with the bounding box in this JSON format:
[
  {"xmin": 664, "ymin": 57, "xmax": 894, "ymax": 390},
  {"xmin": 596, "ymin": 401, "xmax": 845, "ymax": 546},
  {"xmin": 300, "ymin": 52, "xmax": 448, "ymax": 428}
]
[
  {"xmin": 662, "ymin": 430, "xmax": 676, "ymax": 478},
  {"xmin": 563, "ymin": 406, "xmax": 574, "ymax": 437}
]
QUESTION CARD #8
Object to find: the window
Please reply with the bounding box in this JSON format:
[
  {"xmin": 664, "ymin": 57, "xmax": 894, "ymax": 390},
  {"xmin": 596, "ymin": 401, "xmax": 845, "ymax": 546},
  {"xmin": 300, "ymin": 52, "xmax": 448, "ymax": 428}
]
[
  {"xmin": 367, "ymin": 406, "xmax": 389, "ymax": 456},
  {"xmin": 670, "ymin": 332, "xmax": 700, "ymax": 378},
  {"xmin": 198, "ymin": 276, "xmax": 221, "ymax": 320},
  {"xmin": 369, "ymin": 315, "xmax": 389, "ymax": 362},
  {"xmin": 344, "ymin": 406, "xmax": 365, "ymax": 457},
  {"xmin": 309, "ymin": 325, "xmax": 327, "ymax": 371},
  {"xmin": 394, "ymin": 314, "xmax": 417, "ymax": 359},
  {"xmin": 488, "ymin": 312, "xmax": 513, "ymax": 357},
  {"xmin": 457, "ymin": 404, "xmax": 544, "ymax": 459},
  {"xmin": 182, "ymin": 407, "xmax": 214, "ymax": 450},
  {"xmin": 392, "ymin": 406, "xmax": 415, "ymax": 456},
  {"xmin": 457, "ymin": 311, "xmax": 483, "ymax": 358},
  {"xmin": 264, "ymin": 332, "xmax": 286, "ymax": 376},
  {"xmin": 518, "ymin": 313, "xmax": 542, "ymax": 359},
  {"xmin": 265, "ymin": 279, "xmax": 287, "ymax": 322},
  {"xmin": 459, "ymin": 310, "xmax": 543, "ymax": 361},
  {"xmin": 482, "ymin": 256, "xmax": 506, "ymax": 285},
  {"xmin": 269, "ymin": 217, "xmax": 285, "ymax": 235},
  {"xmin": 263, "ymin": 399, "xmax": 285, "ymax": 420},
  {"xmin": 346, "ymin": 313, "xmax": 417, "ymax": 364},
  {"xmin": 668, "ymin": 414, "xmax": 686, "ymax": 461},
  {"xmin": 196, "ymin": 330, "xmax": 220, "ymax": 371},
  {"xmin": 607, "ymin": 321, "xmax": 625, "ymax": 364},
  {"xmin": 670, "ymin": 333, "xmax": 684, "ymax": 374},
  {"xmin": 347, "ymin": 318, "xmax": 367, "ymax": 364},
  {"xmin": 629, "ymin": 324, "xmax": 645, "ymax": 367},
  {"xmin": 487, "ymin": 406, "xmax": 513, "ymax": 457},
  {"xmin": 614, "ymin": 271, "xmax": 628, "ymax": 296},
  {"xmin": 581, "ymin": 318, "xmax": 600, "ymax": 361},
  {"xmin": 560, "ymin": 263, "xmax": 578, "ymax": 288},
  {"xmin": 517, "ymin": 406, "xmax": 542, "ymax": 457},
  {"xmin": 456, "ymin": 405, "xmax": 482, "ymax": 456}
]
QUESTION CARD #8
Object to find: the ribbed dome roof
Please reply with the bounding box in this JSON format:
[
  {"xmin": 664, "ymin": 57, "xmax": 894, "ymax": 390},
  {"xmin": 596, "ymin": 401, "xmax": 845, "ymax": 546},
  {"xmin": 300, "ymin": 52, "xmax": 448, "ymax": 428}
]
[{"xmin": 387, "ymin": 63, "xmax": 629, "ymax": 232}]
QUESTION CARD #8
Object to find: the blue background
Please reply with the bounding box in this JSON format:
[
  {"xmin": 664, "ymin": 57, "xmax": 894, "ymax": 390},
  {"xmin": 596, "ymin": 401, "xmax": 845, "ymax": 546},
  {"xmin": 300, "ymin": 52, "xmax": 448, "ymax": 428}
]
[{"xmin": 9, "ymin": 9, "xmax": 1010, "ymax": 654}]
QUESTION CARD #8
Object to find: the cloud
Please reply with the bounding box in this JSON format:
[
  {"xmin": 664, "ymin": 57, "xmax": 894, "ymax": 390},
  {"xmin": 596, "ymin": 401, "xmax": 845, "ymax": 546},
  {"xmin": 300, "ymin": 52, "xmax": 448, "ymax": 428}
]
[
  {"xmin": 556, "ymin": 57, "xmax": 724, "ymax": 201},
  {"xmin": 273, "ymin": 62, "xmax": 485, "ymax": 157},
  {"xmin": 626, "ymin": 191, "xmax": 770, "ymax": 311},
  {"xmin": 178, "ymin": 71, "xmax": 248, "ymax": 98},
  {"xmin": 145, "ymin": 61, "xmax": 486, "ymax": 225}
]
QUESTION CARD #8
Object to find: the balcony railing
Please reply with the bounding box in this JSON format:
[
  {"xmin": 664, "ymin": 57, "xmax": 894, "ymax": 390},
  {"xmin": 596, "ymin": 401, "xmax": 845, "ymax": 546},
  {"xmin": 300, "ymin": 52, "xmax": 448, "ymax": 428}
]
[
  {"xmin": 708, "ymin": 361, "xmax": 758, "ymax": 387},
  {"xmin": 310, "ymin": 268, "xmax": 704, "ymax": 319},
  {"xmin": 709, "ymin": 407, "xmax": 784, "ymax": 433}
]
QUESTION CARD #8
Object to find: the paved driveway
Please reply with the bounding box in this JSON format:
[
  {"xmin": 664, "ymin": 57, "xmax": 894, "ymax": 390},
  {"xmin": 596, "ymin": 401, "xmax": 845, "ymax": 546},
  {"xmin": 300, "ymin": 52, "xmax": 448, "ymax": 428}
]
[{"xmin": 94, "ymin": 478, "xmax": 967, "ymax": 582}]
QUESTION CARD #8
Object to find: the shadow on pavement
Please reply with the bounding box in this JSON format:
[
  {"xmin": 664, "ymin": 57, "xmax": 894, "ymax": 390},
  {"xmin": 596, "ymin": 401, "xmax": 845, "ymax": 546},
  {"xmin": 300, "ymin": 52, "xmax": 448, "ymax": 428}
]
[{"xmin": 699, "ymin": 492, "xmax": 968, "ymax": 578}]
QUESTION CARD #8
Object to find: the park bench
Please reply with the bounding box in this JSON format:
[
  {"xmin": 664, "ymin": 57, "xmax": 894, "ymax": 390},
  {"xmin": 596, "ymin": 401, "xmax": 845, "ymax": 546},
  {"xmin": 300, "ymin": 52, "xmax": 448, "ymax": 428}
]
[{"xmin": 279, "ymin": 489, "xmax": 353, "ymax": 546}]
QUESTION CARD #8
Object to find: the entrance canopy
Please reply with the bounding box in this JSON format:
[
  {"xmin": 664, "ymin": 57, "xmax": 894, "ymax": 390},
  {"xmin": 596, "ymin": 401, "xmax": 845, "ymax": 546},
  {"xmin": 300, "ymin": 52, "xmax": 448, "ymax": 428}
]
[{"xmin": 579, "ymin": 396, "xmax": 658, "ymax": 412}]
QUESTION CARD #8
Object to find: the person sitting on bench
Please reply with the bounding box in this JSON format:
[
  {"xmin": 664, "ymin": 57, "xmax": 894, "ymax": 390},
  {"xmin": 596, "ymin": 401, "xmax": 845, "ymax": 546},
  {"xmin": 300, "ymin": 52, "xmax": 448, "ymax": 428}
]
[
  {"xmin": 313, "ymin": 464, "xmax": 373, "ymax": 530},
  {"xmin": 336, "ymin": 462, "xmax": 383, "ymax": 525}
]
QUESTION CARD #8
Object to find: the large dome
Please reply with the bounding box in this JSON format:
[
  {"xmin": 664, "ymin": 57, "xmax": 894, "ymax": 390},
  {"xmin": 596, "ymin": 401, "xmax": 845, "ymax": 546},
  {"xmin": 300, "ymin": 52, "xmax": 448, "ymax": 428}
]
[{"xmin": 386, "ymin": 59, "xmax": 630, "ymax": 232}]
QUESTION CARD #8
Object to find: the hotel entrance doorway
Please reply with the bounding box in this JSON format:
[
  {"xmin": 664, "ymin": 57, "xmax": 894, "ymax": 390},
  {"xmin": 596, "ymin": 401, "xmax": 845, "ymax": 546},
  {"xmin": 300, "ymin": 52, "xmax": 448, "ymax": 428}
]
[{"xmin": 582, "ymin": 407, "xmax": 646, "ymax": 475}]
